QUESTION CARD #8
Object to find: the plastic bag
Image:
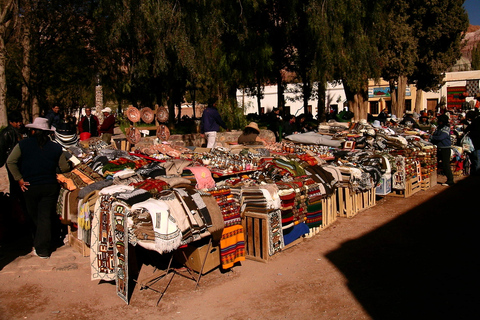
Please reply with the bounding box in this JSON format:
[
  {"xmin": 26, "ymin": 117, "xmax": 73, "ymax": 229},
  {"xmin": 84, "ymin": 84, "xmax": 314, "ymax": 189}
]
[{"xmin": 461, "ymin": 134, "xmax": 474, "ymax": 153}]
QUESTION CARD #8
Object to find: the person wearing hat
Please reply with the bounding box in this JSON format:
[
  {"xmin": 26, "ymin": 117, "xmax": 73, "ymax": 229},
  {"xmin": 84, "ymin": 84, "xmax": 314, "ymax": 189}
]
[
  {"xmin": 6, "ymin": 117, "xmax": 70, "ymax": 258},
  {"xmin": 99, "ymin": 107, "xmax": 115, "ymax": 144},
  {"xmin": 431, "ymin": 114, "xmax": 454, "ymax": 186},
  {"xmin": 400, "ymin": 111, "xmax": 419, "ymax": 129},
  {"xmin": 238, "ymin": 122, "xmax": 266, "ymax": 145},
  {"xmin": 418, "ymin": 113, "xmax": 431, "ymax": 131}
]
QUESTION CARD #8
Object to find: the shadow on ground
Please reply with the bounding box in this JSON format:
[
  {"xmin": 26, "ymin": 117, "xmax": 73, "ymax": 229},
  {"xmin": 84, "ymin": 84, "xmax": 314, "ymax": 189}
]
[{"xmin": 326, "ymin": 176, "xmax": 479, "ymax": 319}]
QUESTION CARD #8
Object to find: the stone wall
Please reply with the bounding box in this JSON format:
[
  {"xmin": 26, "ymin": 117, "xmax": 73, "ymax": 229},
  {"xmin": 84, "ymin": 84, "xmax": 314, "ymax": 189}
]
[{"xmin": 134, "ymin": 129, "xmax": 276, "ymax": 149}]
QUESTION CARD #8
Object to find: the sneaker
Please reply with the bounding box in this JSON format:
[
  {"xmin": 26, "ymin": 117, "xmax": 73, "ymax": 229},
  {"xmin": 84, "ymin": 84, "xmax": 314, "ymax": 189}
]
[{"xmin": 33, "ymin": 249, "xmax": 50, "ymax": 259}]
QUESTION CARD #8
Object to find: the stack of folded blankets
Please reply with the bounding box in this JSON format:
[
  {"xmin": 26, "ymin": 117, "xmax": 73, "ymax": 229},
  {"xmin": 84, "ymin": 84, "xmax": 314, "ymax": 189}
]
[
  {"xmin": 239, "ymin": 185, "xmax": 284, "ymax": 256},
  {"xmin": 207, "ymin": 187, "xmax": 245, "ymax": 269}
]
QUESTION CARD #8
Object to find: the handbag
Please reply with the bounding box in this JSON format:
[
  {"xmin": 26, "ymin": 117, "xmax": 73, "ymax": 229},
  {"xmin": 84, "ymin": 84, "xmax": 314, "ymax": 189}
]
[{"xmin": 461, "ymin": 133, "xmax": 474, "ymax": 153}]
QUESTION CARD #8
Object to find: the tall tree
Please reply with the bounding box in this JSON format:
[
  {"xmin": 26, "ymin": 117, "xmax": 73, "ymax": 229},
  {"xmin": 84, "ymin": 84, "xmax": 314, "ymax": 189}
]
[
  {"xmin": 327, "ymin": 0, "xmax": 382, "ymax": 121},
  {"xmin": 472, "ymin": 44, "xmax": 480, "ymax": 70},
  {"xmin": 377, "ymin": 0, "xmax": 417, "ymax": 117},
  {"xmin": 409, "ymin": 0, "xmax": 468, "ymax": 93}
]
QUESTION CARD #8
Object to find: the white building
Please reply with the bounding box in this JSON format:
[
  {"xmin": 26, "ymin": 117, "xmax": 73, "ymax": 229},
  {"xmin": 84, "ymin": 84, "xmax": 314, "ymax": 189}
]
[{"xmin": 237, "ymin": 70, "xmax": 480, "ymax": 117}]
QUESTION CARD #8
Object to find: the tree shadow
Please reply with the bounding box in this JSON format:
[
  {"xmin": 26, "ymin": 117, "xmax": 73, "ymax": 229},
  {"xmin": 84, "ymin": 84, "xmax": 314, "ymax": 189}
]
[{"xmin": 326, "ymin": 176, "xmax": 479, "ymax": 319}]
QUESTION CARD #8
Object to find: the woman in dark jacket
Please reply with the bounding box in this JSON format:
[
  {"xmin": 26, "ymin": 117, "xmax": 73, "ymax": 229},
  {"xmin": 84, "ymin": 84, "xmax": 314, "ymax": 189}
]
[
  {"xmin": 431, "ymin": 114, "xmax": 454, "ymax": 186},
  {"xmin": 7, "ymin": 117, "xmax": 70, "ymax": 258}
]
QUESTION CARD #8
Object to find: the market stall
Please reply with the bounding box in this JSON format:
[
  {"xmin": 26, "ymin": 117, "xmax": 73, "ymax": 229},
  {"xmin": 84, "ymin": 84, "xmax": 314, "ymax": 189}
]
[{"xmin": 54, "ymin": 106, "xmax": 475, "ymax": 304}]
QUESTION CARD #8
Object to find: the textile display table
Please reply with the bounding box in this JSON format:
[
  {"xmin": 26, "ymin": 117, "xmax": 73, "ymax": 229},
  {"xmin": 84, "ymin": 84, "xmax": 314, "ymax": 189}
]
[{"xmin": 57, "ymin": 114, "xmax": 464, "ymax": 304}]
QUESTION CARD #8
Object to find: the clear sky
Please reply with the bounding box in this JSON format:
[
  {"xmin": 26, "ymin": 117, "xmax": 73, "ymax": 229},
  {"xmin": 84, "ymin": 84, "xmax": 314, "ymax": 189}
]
[{"xmin": 465, "ymin": 0, "xmax": 480, "ymax": 26}]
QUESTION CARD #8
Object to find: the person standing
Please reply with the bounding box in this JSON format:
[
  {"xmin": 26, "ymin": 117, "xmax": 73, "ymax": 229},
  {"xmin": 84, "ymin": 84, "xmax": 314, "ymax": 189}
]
[
  {"xmin": 78, "ymin": 107, "xmax": 99, "ymax": 137},
  {"xmin": 0, "ymin": 111, "xmax": 25, "ymax": 212},
  {"xmin": 7, "ymin": 117, "xmax": 70, "ymax": 258},
  {"xmin": 377, "ymin": 107, "xmax": 389, "ymax": 125},
  {"xmin": 201, "ymin": 99, "xmax": 228, "ymax": 148},
  {"xmin": 431, "ymin": 114, "xmax": 455, "ymax": 186},
  {"xmin": 464, "ymin": 112, "xmax": 480, "ymax": 175},
  {"xmin": 98, "ymin": 107, "xmax": 115, "ymax": 144},
  {"xmin": 45, "ymin": 105, "xmax": 61, "ymax": 129},
  {"xmin": 267, "ymin": 108, "xmax": 282, "ymax": 142}
]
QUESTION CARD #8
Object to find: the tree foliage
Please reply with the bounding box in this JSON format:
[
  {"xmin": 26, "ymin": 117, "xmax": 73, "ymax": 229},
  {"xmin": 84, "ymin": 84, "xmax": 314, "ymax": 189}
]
[{"xmin": 0, "ymin": 0, "xmax": 472, "ymax": 128}]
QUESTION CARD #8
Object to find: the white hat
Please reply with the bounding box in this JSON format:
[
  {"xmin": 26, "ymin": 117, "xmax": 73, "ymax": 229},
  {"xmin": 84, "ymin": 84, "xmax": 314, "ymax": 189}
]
[
  {"xmin": 102, "ymin": 107, "xmax": 112, "ymax": 113},
  {"xmin": 25, "ymin": 117, "xmax": 55, "ymax": 132},
  {"xmin": 372, "ymin": 120, "xmax": 381, "ymax": 128}
]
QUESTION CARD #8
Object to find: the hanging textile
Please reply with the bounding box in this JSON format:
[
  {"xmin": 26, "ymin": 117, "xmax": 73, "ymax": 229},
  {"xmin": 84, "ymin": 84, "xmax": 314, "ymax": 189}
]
[{"xmin": 219, "ymin": 224, "xmax": 246, "ymax": 269}]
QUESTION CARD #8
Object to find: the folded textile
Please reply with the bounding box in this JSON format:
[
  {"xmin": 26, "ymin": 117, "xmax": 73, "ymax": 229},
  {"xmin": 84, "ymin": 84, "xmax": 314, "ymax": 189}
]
[
  {"xmin": 283, "ymin": 222, "xmax": 309, "ymax": 245},
  {"xmin": 116, "ymin": 189, "xmax": 152, "ymax": 206},
  {"xmin": 185, "ymin": 166, "xmax": 216, "ymax": 189},
  {"xmin": 131, "ymin": 199, "xmax": 182, "ymax": 254},
  {"xmin": 78, "ymin": 180, "xmax": 113, "ymax": 199}
]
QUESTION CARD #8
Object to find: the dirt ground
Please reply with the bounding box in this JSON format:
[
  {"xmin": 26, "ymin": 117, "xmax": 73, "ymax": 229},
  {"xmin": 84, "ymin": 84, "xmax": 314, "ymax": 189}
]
[{"xmin": 0, "ymin": 164, "xmax": 478, "ymax": 320}]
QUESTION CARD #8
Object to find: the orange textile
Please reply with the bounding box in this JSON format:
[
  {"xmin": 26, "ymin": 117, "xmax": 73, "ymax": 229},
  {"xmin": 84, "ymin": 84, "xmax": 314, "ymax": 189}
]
[{"xmin": 219, "ymin": 224, "xmax": 245, "ymax": 269}]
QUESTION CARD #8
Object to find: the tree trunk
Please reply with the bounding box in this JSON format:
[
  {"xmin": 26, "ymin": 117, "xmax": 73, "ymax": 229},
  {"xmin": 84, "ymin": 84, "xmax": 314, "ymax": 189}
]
[
  {"xmin": 302, "ymin": 81, "xmax": 311, "ymax": 115},
  {"xmin": 415, "ymin": 88, "xmax": 423, "ymax": 113},
  {"xmin": 21, "ymin": 22, "xmax": 31, "ymax": 116},
  {"xmin": 397, "ymin": 75, "xmax": 407, "ymax": 115},
  {"xmin": 256, "ymin": 82, "xmax": 262, "ymax": 115},
  {"xmin": 31, "ymin": 95, "xmax": 39, "ymax": 120},
  {"xmin": 389, "ymin": 79, "xmax": 398, "ymax": 117},
  {"xmin": 0, "ymin": 0, "xmax": 16, "ymax": 128},
  {"xmin": 0, "ymin": 32, "xmax": 7, "ymax": 128},
  {"xmin": 276, "ymin": 72, "xmax": 284, "ymax": 114},
  {"xmin": 343, "ymin": 80, "xmax": 369, "ymax": 122},
  {"xmin": 317, "ymin": 83, "xmax": 326, "ymax": 121}
]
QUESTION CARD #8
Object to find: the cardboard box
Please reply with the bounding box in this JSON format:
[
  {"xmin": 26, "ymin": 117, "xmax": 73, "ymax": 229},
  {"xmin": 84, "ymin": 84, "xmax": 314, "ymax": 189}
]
[
  {"xmin": 175, "ymin": 242, "xmax": 220, "ymax": 275},
  {"xmin": 376, "ymin": 176, "xmax": 392, "ymax": 196}
]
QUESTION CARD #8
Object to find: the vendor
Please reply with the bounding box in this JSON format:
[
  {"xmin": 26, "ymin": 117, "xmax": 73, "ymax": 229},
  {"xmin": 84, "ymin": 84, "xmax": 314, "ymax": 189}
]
[
  {"xmin": 400, "ymin": 111, "xmax": 420, "ymax": 129},
  {"xmin": 431, "ymin": 114, "xmax": 454, "ymax": 186},
  {"xmin": 238, "ymin": 122, "xmax": 266, "ymax": 145},
  {"xmin": 418, "ymin": 113, "xmax": 431, "ymax": 131}
]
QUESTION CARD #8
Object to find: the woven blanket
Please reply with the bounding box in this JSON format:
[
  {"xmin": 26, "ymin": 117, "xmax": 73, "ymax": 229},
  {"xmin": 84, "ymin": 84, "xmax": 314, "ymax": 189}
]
[
  {"xmin": 57, "ymin": 164, "xmax": 104, "ymax": 191},
  {"xmin": 268, "ymin": 209, "xmax": 284, "ymax": 256},
  {"xmin": 90, "ymin": 194, "xmax": 116, "ymax": 281},
  {"xmin": 110, "ymin": 200, "xmax": 130, "ymax": 304},
  {"xmin": 200, "ymin": 193, "xmax": 225, "ymax": 242},
  {"xmin": 283, "ymin": 222, "xmax": 309, "ymax": 245},
  {"xmin": 220, "ymin": 224, "xmax": 245, "ymax": 269},
  {"xmin": 129, "ymin": 178, "xmax": 170, "ymax": 195},
  {"xmin": 131, "ymin": 199, "xmax": 182, "ymax": 254},
  {"xmin": 154, "ymin": 190, "xmax": 194, "ymax": 244}
]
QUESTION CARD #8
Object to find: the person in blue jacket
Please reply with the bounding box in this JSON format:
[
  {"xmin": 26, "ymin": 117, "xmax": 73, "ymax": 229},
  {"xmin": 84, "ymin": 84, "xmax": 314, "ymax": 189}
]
[
  {"xmin": 431, "ymin": 114, "xmax": 454, "ymax": 186},
  {"xmin": 201, "ymin": 98, "xmax": 228, "ymax": 148}
]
